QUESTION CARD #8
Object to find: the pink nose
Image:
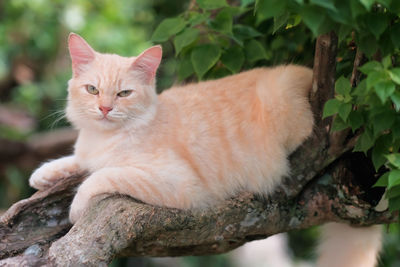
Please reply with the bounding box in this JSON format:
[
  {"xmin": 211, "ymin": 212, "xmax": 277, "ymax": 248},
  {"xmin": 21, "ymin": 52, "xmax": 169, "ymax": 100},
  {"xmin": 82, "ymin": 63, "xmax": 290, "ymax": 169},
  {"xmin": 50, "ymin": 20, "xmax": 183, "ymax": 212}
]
[{"xmin": 99, "ymin": 106, "xmax": 113, "ymax": 116}]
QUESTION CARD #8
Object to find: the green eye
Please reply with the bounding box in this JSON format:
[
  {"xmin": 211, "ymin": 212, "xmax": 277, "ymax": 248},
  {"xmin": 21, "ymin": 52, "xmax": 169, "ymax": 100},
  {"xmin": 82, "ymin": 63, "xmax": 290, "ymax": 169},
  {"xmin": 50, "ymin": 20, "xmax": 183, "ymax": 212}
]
[
  {"xmin": 86, "ymin": 85, "xmax": 99, "ymax": 95},
  {"xmin": 117, "ymin": 90, "xmax": 133, "ymax": 97}
]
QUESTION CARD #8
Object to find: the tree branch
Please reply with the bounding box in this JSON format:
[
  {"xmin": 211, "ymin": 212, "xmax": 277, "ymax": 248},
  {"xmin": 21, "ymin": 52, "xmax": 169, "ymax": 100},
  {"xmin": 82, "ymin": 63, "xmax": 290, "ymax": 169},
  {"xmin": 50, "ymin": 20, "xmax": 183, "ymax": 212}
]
[{"xmin": 0, "ymin": 158, "xmax": 395, "ymax": 266}]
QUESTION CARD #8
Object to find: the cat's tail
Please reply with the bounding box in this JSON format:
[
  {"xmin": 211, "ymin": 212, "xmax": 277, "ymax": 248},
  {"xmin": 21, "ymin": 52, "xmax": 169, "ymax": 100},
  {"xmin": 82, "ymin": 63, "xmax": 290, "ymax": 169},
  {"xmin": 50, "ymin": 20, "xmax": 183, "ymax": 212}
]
[{"xmin": 317, "ymin": 223, "xmax": 382, "ymax": 267}]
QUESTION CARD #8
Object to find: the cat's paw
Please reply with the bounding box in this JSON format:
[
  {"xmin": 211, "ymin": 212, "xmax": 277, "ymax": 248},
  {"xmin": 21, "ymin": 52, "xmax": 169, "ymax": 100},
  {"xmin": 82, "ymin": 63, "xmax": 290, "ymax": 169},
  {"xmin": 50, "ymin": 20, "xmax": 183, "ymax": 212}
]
[
  {"xmin": 29, "ymin": 156, "xmax": 78, "ymax": 191},
  {"xmin": 69, "ymin": 170, "xmax": 114, "ymax": 223},
  {"xmin": 69, "ymin": 190, "xmax": 90, "ymax": 224},
  {"xmin": 29, "ymin": 163, "xmax": 59, "ymax": 190}
]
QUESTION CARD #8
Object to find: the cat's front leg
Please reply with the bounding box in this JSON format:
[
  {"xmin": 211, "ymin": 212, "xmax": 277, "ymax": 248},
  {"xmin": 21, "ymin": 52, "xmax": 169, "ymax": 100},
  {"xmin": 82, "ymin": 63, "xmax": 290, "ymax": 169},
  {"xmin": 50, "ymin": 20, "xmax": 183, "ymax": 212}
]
[
  {"xmin": 69, "ymin": 167, "xmax": 162, "ymax": 223},
  {"xmin": 29, "ymin": 155, "xmax": 79, "ymax": 190}
]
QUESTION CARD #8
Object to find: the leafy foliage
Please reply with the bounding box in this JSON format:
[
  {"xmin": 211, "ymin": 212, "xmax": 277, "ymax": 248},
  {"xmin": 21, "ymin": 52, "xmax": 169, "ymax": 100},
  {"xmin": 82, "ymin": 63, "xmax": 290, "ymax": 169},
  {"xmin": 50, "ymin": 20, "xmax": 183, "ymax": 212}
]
[{"xmin": 151, "ymin": 0, "xmax": 314, "ymax": 80}]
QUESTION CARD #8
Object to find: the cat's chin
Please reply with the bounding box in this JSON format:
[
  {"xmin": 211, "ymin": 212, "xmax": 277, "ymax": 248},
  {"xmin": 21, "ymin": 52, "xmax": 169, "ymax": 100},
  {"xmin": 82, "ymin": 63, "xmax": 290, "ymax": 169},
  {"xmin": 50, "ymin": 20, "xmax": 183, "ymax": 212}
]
[
  {"xmin": 72, "ymin": 118, "xmax": 122, "ymax": 132},
  {"xmin": 93, "ymin": 119, "xmax": 122, "ymax": 131}
]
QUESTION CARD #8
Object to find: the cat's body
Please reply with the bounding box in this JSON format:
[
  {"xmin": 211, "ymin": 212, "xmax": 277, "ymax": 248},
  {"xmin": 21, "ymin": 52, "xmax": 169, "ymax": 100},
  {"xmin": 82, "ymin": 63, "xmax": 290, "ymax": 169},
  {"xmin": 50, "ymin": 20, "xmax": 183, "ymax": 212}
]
[
  {"xmin": 72, "ymin": 67, "xmax": 312, "ymax": 210},
  {"xmin": 29, "ymin": 34, "xmax": 381, "ymax": 267}
]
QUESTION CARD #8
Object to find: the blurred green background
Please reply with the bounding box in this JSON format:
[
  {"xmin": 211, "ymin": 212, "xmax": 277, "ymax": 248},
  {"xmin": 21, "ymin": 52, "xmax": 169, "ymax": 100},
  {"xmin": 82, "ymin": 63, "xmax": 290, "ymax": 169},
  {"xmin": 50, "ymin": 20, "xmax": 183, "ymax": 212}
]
[{"xmin": 0, "ymin": 0, "xmax": 400, "ymax": 266}]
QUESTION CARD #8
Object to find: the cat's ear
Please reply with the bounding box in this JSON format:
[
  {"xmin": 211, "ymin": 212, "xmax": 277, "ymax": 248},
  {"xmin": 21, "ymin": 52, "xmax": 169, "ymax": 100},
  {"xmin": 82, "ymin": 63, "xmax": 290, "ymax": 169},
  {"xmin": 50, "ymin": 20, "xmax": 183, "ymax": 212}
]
[
  {"xmin": 68, "ymin": 33, "xmax": 96, "ymax": 76},
  {"xmin": 131, "ymin": 46, "xmax": 162, "ymax": 83}
]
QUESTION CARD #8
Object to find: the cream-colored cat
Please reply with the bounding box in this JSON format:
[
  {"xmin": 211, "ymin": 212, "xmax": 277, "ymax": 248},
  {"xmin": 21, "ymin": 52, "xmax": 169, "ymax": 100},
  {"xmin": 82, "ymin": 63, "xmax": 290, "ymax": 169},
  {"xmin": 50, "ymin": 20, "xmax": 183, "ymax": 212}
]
[{"xmin": 29, "ymin": 34, "xmax": 381, "ymax": 267}]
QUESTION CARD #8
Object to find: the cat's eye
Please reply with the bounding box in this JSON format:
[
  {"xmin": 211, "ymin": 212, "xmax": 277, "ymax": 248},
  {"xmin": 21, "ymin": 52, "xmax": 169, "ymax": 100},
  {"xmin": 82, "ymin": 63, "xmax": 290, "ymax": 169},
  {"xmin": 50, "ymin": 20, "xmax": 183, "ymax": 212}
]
[
  {"xmin": 117, "ymin": 90, "xmax": 133, "ymax": 97},
  {"xmin": 86, "ymin": 85, "xmax": 99, "ymax": 95}
]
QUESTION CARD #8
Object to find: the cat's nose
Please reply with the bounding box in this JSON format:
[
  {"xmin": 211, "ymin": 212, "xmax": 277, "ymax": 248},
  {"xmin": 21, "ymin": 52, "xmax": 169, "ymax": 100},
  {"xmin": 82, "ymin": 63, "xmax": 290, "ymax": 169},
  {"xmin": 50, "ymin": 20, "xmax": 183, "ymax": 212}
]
[{"xmin": 99, "ymin": 106, "xmax": 113, "ymax": 116}]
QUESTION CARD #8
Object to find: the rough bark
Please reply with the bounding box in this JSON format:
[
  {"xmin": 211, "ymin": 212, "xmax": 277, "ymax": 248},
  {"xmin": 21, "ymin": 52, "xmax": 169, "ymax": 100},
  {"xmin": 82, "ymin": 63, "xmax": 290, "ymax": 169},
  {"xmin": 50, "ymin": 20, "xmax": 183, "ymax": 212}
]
[{"xmin": 0, "ymin": 32, "xmax": 396, "ymax": 266}]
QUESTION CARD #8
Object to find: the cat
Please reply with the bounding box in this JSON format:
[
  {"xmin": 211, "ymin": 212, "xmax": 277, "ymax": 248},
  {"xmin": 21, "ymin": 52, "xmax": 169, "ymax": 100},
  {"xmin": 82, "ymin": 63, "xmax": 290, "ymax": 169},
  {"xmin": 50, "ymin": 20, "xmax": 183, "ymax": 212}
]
[{"xmin": 29, "ymin": 33, "xmax": 381, "ymax": 267}]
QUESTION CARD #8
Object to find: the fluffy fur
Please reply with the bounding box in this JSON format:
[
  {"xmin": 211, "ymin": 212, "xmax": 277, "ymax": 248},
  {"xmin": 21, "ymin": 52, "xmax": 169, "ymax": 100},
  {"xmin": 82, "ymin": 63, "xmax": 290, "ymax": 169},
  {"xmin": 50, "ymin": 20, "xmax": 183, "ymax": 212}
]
[{"xmin": 29, "ymin": 34, "xmax": 381, "ymax": 266}]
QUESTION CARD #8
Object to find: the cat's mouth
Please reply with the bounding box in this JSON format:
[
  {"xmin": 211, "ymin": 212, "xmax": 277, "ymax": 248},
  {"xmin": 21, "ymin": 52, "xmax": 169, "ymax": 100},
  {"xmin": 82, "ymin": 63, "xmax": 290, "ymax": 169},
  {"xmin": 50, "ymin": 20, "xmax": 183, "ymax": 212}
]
[
  {"xmin": 96, "ymin": 115, "xmax": 113, "ymax": 122},
  {"xmin": 100, "ymin": 116, "xmax": 112, "ymax": 121}
]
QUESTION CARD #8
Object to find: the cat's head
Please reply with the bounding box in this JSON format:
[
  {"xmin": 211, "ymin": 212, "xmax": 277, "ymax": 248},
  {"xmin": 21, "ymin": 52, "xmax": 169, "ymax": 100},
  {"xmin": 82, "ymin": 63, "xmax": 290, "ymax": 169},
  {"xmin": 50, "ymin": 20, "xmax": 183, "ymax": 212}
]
[{"xmin": 66, "ymin": 33, "xmax": 162, "ymax": 132}]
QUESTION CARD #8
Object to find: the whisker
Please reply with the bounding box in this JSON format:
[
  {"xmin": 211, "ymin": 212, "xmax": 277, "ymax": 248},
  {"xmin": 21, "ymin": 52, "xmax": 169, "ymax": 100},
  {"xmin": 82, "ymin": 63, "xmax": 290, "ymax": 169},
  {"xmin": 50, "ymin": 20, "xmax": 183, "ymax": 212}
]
[
  {"xmin": 40, "ymin": 110, "xmax": 65, "ymax": 121},
  {"xmin": 50, "ymin": 113, "xmax": 67, "ymax": 129}
]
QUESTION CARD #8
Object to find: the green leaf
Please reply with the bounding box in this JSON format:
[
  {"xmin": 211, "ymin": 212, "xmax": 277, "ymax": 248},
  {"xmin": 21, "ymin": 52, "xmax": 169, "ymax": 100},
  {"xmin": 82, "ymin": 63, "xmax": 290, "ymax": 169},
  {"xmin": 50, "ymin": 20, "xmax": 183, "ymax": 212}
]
[
  {"xmin": 389, "ymin": 68, "xmax": 400, "ymax": 85},
  {"xmin": 390, "ymin": 91, "xmax": 400, "ymax": 111},
  {"xmin": 390, "ymin": 23, "xmax": 400, "ymax": 48},
  {"xmin": 373, "ymin": 111, "xmax": 395, "ymax": 136},
  {"xmin": 359, "ymin": 0, "xmax": 375, "ymax": 10},
  {"xmin": 374, "ymin": 81, "xmax": 395, "ymax": 103},
  {"xmin": 372, "ymin": 134, "xmax": 391, "ymax": 170},
  {"xmin": 310, "ymin": 0, "xmax": 337, "ymax": 11},
  {"xmin": 323, "ymin": 99, "xmax": 341, "ymax": 118},
  {"xmin": 210, "ymin": 8, "xmax": 233, "ymax": 34},
  {"xmin": 358, "ymin": 34, "xmax": 378, "ymax": 57},
  {"xmin": 273, "ymin": 12, "xmax": 290, "ymax": 33},
  {"xmin": 387, "ymin": 185, "xmax": 400, "ymax": 199},
  {"xmin": 335, "ymin": 76, "xmax": 351, "ymax": 96},
  {"xmin": 331, "ymin": 116, "xmax": 349, "ymax": 132},
  {"xmin": 191, "ymin": 44, "xmax": 221, "ymax": 79},
  {"xmin": 338, "ymin": 24, "xmax": 352, "ymax": 43},
  {"xmin": 377, "ymin": 0, "xmax": 392, "ymax": 7},
  {"xmin": 374, "ymin": 172, "xmax": 389, "ymax": 187},
  {"xmin": 391, "ymin": 0, "xmax": 400, "ymax": 13},
  {"xmin": 233, "ymin": 25, "xmax": 262, "ymax": 41},
  {"xmin": 196, "ymin": 0, "xmax": 228, "ymax": 10},
  {"xmin": 300, "ymin": 5, "xmax": 325, "ymax": 36},
  {"xmin": 328, "ymin": 1, "xmax": 352, "ymax": 24},
  {"xmin": 389, "ymin": 195, "xmax": 400, "ymax": 211},
  {"xmin": 348, "ymin": 110, "xmax": 364, "ymax": 131},
  {"xmin": 151, "ymin": 17, "xmax": 186, "ymax": 42},
  {"xmin": 353, "ymin": 79, "xmax": 368, "ymax": 96},
  {"xmin": 286, "ymin": 14, "xmax": 302, "ymax": 29},
  {"xmin": 256, "ymin": 0, "xmax": 287, "ymax": 24},
  {"xmin": 387, "ymin": 154, "xmax": 400, "ymax": 168},
  {"xmin": 244, "ymin": 39, "xmax": 268, "ymax": 63},
  {"xmin": 366, "ymin": 71, "xmax": 388, "ymax": 90},
  {"xmin": 221, "ymin": 6, "xmax": 250, "ymax": 16},
  {"xmin": 365, "ymin": 13, "xmax": 389, "ymax": 39},
  {"xmin": 173, "ymin": 28, "xmax": 199, "ymax": 56},
  {"xmin": 188, "ymin": 11, "xmax": 210, "ymax": 26},
  {"xmin": 314, "ymin": 17, "xmax": 336, "ymax": 36},
  {"xmin": 338, "ymin": 102, "xmax": 352, "ymax": 121},
  {"xmin": 379, "ymin": 30, "xmax": 395, "ymax": 56},
  {"xmin": 394, "ymin": 139, "xmax": 400, "ymax": 153},
  {"xmin": 359, "ymin": 61, "xmax": 382, "ymax": 75},
  {"xmin": 241, "ymin": 0, "xmax": 255, "ymax": 6},
  {"xmin": 382, "ymin": 55, "xmax": 392, "ymax": 69},
  {"xmin": 177, "ymin": 56, "xmax": 194, "ymax": 81},
  {"xmin": 354, "ymin": 129, "xmax": 374, "ymax": 153},
  {"xmin": 206, "ymin": 66, "xmax": 231, "ymax": 79},
  {"xmin": 350, "ymin": 0, "xmax": 367, "ymax": 18},
  {"xmin": 389, "ymin": 170, "xmax": 400, "ymax": 189},
  {"xmin": 392, "ymin": 118, "xmax": 400, "ymax": 140},
  {"xmin": 221, "ymin": 46, "xmax": 244, "ymax": 73}
]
